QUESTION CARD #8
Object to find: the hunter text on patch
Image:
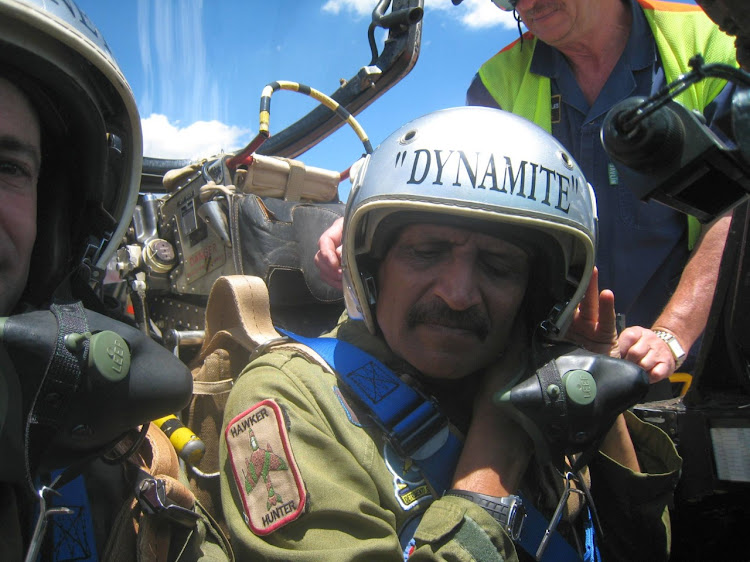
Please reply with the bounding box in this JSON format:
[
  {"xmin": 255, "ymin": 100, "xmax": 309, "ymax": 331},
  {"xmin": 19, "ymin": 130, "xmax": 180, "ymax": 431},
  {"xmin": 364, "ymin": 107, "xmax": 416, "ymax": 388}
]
[{"xmin": 225, "ymin": 399, "xmax": 306, "ymax": 535}]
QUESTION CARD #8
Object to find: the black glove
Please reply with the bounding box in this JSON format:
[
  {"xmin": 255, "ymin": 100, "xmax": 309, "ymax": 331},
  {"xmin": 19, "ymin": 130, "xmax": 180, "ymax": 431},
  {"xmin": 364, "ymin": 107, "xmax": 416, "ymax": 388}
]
[
  {"xmin": 495, "ymin": 342, "xmax": 649, "ymax": 471},
  {"xmin": 0, "ymin": 304, "xmax": 192, "ymax": 481}
]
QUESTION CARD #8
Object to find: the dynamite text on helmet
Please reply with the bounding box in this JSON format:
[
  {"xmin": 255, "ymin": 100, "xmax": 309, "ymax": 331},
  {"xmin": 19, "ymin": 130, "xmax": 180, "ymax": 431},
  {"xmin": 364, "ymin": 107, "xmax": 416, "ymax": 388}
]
[{"xmin": 396, "ymin": 148, "xmax": 581, "ymax": 214}]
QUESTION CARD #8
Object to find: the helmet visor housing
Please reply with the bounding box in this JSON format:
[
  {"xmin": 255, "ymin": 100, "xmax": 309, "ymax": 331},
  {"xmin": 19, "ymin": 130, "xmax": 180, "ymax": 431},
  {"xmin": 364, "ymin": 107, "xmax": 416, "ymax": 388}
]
[{"xmin": 342, "ymin": 106, "xmax": 598, "ymax": 336}]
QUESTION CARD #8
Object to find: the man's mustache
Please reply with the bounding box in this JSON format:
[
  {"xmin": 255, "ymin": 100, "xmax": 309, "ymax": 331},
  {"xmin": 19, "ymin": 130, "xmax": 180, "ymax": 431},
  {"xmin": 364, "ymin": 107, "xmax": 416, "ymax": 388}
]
[{"xmin": 407, "ymin": 300, "xmax": 490, "ymax": 340}]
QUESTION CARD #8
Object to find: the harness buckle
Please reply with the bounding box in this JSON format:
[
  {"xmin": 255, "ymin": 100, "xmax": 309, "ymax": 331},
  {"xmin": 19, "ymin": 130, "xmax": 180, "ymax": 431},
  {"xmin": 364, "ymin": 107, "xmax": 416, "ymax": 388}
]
[
  {"xmin": 370, "ymin": 387, "xmax": 448, "ymax": 460},
  {"xmin": 136, "ymin": 476, "xmax": 200, "ymax": 528},
  {"xmin": 535, "ymin": 472, "xmax": 586, "ymax": 560}
]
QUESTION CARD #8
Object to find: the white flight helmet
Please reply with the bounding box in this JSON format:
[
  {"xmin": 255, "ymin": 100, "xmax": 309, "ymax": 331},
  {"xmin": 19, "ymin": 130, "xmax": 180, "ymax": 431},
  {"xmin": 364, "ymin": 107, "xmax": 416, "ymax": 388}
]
[
  {"xmin": 342, "ymin": 106, "xmax": 598, "ymax": 337},
  {"xmin": 0, "ymin": 0, "xmax": 141, "ymax": 305}
]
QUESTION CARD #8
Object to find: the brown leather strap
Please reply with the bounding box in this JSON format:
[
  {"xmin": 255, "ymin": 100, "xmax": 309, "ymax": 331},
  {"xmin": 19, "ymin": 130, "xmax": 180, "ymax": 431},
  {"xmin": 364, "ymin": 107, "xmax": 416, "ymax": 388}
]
[
  {"xmin": 139, "ymin": 423, "xmax": 180, "ymax": 480},
  {"xmin": 102, "ymin": 425, "xmax": 198, "ymax": 562},
  {"xmin": 200, "ymin": 275, "xmax": 280, "ymax": 358},
  {"xmin": 192, "ymin": 377, "xmax": 234, "ymax": 395}
]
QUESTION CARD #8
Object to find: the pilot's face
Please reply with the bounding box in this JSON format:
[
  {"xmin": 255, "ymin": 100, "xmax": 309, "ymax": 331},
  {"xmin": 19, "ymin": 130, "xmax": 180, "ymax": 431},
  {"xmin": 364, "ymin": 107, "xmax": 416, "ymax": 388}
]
[
  {"xmin": 375, "ymin": 223, "xmax": 529, "ymax": 380},
  {"xmin": 0, "ymin": 77, "xmax": 40, "ymax": 314}
]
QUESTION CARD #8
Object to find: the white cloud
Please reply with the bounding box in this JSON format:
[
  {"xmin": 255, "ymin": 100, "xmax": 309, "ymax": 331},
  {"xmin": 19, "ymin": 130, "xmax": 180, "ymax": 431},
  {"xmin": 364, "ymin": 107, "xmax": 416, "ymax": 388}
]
[
  {"xmin": 322, "ymin": 0, "xmax": 517, "ymax": 30},
  {"xmin": 142, "ymin": 114, "xmax": 250, "ymax": 160},
  {"xmin": 428, "ymin": 0, "xmax": 516, "ymax": 30},
  {"xmin": 321, "ymin": 0, "xmax": 373, "ymax": 18}
]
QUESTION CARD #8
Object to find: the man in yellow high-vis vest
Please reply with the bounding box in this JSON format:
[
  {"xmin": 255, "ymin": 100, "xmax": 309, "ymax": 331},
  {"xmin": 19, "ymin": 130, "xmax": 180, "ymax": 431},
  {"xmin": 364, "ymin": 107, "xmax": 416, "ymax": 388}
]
[{"xmin": 468, "ymin": 0, "xmax": 738, "ymax": 387}]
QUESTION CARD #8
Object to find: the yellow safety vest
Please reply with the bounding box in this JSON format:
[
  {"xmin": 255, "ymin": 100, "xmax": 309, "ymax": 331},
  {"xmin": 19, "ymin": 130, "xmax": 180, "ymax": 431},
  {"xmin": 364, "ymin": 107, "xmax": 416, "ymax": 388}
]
[{"xmin": 478, "ymin": 0, "xmax": 738, "ymax": 248}]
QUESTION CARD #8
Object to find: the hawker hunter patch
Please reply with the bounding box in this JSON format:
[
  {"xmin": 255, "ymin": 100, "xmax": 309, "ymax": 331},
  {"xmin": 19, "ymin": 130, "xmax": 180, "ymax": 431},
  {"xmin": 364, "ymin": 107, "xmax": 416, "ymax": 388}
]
[{"xmin": 226, "ymin": 399, "xmax": 306, "ymax": 535}]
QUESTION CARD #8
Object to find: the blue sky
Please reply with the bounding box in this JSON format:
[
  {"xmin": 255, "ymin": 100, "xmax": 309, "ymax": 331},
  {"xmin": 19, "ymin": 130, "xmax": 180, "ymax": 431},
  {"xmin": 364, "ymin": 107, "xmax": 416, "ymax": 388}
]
[{"xmin": 76, "ymin": 0, "xmax": 695, "ymax": 200}]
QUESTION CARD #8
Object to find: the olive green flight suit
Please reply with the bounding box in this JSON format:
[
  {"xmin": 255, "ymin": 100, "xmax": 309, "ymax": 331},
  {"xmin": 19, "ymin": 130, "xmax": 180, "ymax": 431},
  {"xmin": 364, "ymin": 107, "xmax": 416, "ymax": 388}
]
[{"xmin": 220, "ymin": 318, "xmax": 681, "ymax": 561}]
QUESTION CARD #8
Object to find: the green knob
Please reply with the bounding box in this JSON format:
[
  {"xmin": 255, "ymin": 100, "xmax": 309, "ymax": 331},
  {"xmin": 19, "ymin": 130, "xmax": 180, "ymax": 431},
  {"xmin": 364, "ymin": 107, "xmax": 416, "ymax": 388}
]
[
  {"xmin": 562, "ymin": 369, "xmax": 596, "ymax": 406},
  {"xmin": 88, "ymin": 331, "xmax": 131, "ymax": 382}
]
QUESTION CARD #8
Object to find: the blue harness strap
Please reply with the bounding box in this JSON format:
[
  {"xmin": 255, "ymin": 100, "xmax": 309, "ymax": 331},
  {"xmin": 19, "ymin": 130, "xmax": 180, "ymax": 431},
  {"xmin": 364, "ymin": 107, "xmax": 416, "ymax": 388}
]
[
  {"xmin": 583, "ymin": 508, "xmax": 601, "ymax": 562},
  {"xmin": 49, "ymin": 473, "xmax": 97, "ymax": 561},
  {"xmin": 31, "ymin": 471, "xmax": 98, "ymax": 562},
  {"xmin": 280, "ymin": 330, "xmax": 592, "ymax": 561},
  {"xmin": 278, "ymin": 329, "xmax": 461, "ymax": 492}
]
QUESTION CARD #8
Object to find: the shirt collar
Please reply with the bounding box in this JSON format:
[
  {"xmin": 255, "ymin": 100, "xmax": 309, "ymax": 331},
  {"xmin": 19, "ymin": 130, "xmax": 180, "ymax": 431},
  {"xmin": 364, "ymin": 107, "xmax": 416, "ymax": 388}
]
[{"xmin": 529, "ymin": 0, "xmax": 656, "ymax": 79}]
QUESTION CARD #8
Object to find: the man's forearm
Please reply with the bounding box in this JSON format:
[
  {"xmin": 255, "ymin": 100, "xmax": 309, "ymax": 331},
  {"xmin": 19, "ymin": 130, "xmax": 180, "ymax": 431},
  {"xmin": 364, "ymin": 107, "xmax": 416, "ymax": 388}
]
[
  {"xmin": 652, "ymin": 213, "xmax": 732, "ymax": 353},
  {"xmin": 452, "ymin": 410, "xmax": 532, "ymax": 497}
]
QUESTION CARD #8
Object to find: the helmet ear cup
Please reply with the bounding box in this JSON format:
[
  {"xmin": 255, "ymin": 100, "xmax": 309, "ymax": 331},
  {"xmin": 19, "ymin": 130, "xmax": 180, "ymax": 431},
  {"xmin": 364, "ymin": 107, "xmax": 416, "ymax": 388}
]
[
  {"xmin": 23, "ymin": 165, "xmax": 73, "ymax": 307},
  {"xmin": 12, "ymin": 77, "xmax": 78, "ymax": 307}
]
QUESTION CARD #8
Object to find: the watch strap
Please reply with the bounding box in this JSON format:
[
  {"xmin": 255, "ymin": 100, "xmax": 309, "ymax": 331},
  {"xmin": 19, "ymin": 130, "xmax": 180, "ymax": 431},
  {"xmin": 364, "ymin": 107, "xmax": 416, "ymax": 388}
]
[
  {"xmin": 653, "ymin": 330, "xmax": 686, "ymax": 369},
  {"xmin": 445, "ymin": 489, "xmax": 525, "ymax": 540}
]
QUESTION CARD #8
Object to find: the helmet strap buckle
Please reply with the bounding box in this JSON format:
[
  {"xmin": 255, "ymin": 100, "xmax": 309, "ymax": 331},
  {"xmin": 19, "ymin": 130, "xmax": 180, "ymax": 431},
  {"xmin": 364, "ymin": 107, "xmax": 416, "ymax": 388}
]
[
  {"xmin": 80, "ymin": 232, "xmax": 111, "ymax": 268},
  {"xmin": 540, "ymin": 303, "xmax": 566, "ymax": 337},
  {"xmin": 74, "ymin": 233, "xmax": 112, "ymax": 291},
  {"xmin": 361, "ymin": 271, "xmax": 378, "ymax": 306}
]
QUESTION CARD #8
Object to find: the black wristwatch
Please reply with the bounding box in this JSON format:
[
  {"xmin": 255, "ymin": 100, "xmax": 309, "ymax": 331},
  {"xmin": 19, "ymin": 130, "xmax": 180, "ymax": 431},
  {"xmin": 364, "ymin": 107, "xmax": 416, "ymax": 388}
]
[{"xmin": 445, "ymin": 489, "xmax": 526, "ymax": 541}]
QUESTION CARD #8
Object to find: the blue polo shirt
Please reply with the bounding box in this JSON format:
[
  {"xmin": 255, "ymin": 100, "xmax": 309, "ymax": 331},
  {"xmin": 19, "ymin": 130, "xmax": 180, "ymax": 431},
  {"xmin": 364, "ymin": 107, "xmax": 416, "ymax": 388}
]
[{"xmin": 467, "ymin": 0, "xmax": 735, "ymax": 332}]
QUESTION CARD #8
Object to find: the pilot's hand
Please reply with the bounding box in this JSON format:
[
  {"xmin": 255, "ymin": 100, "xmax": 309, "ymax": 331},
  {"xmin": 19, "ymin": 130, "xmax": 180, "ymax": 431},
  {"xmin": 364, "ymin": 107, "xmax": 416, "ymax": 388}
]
[
  {"xmin": 314, "ymin": 217, "xmax": 344, "ymax": 289},
  {"xmin": 566, "ymin": 268, "xmax": 620, "ymax": 358},
  {"xmin": 452, "ymin": 326, "xmax": 532, "ymax": 497},
  {"xmin": 618, "ymin": 326, "xmax": 677, "ymax": 383}
]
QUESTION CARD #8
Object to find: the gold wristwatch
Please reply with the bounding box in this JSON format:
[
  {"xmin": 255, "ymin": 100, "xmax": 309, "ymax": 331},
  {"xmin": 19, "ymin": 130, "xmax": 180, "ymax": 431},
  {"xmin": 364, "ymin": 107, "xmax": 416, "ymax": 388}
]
[{"xmin": 653, "ymin": 330, "xmax": 686, "ymax": 370}]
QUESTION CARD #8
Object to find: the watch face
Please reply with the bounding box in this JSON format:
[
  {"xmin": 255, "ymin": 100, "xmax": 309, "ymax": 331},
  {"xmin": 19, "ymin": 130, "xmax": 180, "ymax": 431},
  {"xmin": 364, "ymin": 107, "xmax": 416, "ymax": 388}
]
[
  {"xmin": 669, "ymin": 339, "xmax": 686, "ymax": 358},
  {"xmin": 655, "ymin": 331, "xmax": 686, "ymax": 359}
]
